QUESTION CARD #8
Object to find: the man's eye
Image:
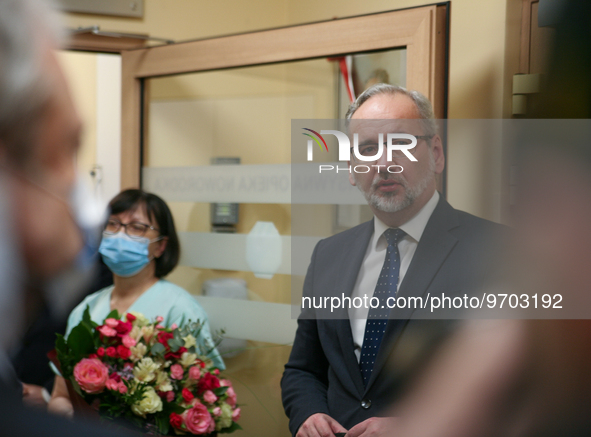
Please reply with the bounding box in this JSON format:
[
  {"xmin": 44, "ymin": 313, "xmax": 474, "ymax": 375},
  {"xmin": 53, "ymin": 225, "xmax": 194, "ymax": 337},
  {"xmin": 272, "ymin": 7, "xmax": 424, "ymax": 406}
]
[
  {"xmin": 391, "ymin": 140, "xmax": 410, "ymax": 146},
  {"xmin": 360, "ymin": 146, "xmax": 378, "ymax": 155}
]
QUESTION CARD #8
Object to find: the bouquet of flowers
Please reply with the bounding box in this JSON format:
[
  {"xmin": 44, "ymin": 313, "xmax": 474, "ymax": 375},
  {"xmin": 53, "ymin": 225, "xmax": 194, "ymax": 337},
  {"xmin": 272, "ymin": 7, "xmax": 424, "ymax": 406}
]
[{"xmin": 54, "ymin": 307, "xmax": 241, "ymax": 436}]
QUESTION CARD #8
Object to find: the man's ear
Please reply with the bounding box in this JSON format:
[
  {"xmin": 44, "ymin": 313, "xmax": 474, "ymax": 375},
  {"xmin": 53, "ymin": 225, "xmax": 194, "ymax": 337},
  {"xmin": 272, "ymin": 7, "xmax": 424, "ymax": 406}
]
[
  {"xmin": 431, "ymin": 135, "xmax": 445, "ymax": 174},
  {"xmin": 348, "ymin": 161, "xmax": 356, "ymax": 186},
  {"xmin": 155, "ymin": 237, "xmax": 168, "ymax": 258}
]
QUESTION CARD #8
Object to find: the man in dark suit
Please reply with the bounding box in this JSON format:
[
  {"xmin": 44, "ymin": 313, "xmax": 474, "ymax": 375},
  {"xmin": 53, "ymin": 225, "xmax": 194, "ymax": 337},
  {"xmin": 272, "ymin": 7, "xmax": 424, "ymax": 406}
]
[{"xmin": 281, "ymin": 84, "xmax": 503, "ymax": 437}]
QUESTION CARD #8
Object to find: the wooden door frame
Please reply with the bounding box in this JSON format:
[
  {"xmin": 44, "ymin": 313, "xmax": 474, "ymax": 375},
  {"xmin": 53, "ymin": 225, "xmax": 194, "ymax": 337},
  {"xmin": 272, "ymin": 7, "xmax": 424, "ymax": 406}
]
[{"xmin": 120, "ymin": 4, "xmax": 449, "ymax": 189}]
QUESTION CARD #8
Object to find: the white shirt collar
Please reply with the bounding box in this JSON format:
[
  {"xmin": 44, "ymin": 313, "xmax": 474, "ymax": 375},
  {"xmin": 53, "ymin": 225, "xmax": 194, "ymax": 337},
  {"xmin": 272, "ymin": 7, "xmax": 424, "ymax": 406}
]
[{"xmin": 372, "ymin": 190, "xmax": 440, "ymax": 249}]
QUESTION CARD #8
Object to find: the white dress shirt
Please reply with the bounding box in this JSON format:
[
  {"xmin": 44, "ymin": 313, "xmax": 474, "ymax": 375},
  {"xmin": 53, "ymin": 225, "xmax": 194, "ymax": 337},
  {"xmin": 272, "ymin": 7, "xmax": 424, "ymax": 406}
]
[{"xmin": 349, "ymin": 191, "xmax": 440, "ymax": 362}]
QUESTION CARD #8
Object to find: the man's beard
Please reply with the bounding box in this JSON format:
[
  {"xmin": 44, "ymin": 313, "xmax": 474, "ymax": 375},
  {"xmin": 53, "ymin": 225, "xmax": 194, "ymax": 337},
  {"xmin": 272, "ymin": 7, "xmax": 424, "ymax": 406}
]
[{"xmin": 355, "ymin": 151, "xmax": 436, "ymax": 213}]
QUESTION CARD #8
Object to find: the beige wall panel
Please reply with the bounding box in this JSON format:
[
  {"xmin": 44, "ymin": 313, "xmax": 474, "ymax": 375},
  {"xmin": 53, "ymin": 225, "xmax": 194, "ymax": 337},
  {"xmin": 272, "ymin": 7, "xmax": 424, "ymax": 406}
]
[{"xmin": 57, "ymin": 51, "xmax": 97, "ymax": 186}]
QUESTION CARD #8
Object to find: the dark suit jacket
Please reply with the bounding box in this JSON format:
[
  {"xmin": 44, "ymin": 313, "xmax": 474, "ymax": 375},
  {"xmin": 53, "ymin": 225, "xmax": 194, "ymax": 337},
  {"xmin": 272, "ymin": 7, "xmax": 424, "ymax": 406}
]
[{"xmin": 281, "ymin": 195, "xmax": 505, "ymax": 435}]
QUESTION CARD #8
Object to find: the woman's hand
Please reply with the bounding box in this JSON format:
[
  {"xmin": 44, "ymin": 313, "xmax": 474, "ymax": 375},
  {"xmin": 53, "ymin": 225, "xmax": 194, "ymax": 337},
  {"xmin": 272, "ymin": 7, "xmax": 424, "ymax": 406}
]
[{"xmin": 47, "ymin": 376, "xmax": 74, "ymax": 418}]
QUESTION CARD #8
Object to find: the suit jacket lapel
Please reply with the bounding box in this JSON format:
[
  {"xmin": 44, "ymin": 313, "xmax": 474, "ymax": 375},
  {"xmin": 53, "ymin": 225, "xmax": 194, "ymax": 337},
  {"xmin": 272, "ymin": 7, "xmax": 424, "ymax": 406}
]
[{"xmin": 364, "ymin": 196, "xmax": 460, "ymax": 393}]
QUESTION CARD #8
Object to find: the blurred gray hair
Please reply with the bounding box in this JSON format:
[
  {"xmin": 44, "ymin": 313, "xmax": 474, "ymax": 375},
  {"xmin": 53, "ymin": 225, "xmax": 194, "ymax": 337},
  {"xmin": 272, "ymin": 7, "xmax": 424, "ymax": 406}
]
[
  {"xmin": 0, "ymin": 0, "xmax": 63, "ymax": 167},
  {"xmin": 345, "ymin": 84, "xmax": 438, "ymax": 138}
]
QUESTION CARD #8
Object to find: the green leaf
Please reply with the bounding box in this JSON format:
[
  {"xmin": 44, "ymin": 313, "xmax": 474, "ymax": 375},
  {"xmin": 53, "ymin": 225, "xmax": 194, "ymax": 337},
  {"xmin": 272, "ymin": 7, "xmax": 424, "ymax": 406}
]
[
  {"xmin": 213, "ymin": 386, "xmax": 229, "ymax": 397},
  {"xmin": 155, "ymin": 414, "xmax": 170, "ymax": 435},
  {"xmin": 150, "ymin": 342, "xmax": 165, "ymax": 356},
  {"xmin": 55, "ymin": 334, "xmax": 68, "ymax": 355},
  {"xmin": 219, "ymin": 421, "xmax": 242, "ymax": 433},
  {"xmin": 168, "ymin": 339, "xmax": 182, "ymax": 352},
  {"xmin": 82, "ymin": 306, "xmax": 92, "ymax": 325},
  {"xmin": 105, "ymin": 309, "xmax": 120, "ymax": 321},
  {"xmin": 67, "ymin": 324, "xmax": 95, "ymax": 358},
  {"xmin": 162, "ymin": 402, "xmax": 186, "ymax": 415}
]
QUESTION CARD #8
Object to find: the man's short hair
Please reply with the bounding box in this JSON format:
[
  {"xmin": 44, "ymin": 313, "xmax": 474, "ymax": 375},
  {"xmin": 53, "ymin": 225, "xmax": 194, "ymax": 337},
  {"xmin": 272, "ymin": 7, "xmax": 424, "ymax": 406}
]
[
  {"xmin": 0, "ymin": 0, "xmax": 61, "ymax": 167},
  {"xmin": 346, "ymin": 83, "xmax": 438, "ymax": 138}
]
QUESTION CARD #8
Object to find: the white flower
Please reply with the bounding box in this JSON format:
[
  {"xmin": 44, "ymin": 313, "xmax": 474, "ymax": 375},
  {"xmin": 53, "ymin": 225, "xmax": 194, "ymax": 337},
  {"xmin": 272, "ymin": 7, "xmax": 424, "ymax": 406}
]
[
  {"xmin": 141, "ymin": 325, "xmax": 155, "ymax": 343},
  {"xmin": 131, "ymin": 386, "xmax": 163, "ymax": 417},
  {"xmin": 182, "ymin": 334, "xmax": 196, "ymax": 349},
  {"xmin": 133, "ymin": 357, "xmax": 160, "ymax": 383},
  {"xmin": 155, "ymin": 370, "xmax": 172, "ymax": 392},
  {"xmin": 179, "ymin": 352, "xmax": 198, "ymax": 368},
  {"xmin": 216, "ymin": 403, "xmax": 233, "ymax": 431},
  {"xmin": 129, "ymin": 326, "xmax": 142, "ymax": 341},
  {"xmin": 130, "ymin": 343, "xmax": 147, "ymax": 362},
  {"xmin": 129, "ymin": 312, "xmax": 149, "ymax": 327}
]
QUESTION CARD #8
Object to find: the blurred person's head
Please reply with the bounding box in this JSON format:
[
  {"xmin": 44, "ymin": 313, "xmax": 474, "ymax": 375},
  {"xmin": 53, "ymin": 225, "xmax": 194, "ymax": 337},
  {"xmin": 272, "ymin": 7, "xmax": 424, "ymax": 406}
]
[
  {"xmin": 100, "ymin": 189, "xmax": 180, "ymax": 279},
  {"xmin": 0, "ymin": 0, "xmax": 84, "ymax": 346}
]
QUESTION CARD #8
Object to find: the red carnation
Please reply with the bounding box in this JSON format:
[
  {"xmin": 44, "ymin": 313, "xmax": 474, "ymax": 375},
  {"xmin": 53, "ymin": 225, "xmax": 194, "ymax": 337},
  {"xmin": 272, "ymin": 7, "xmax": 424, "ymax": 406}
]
[
  {"xmin": 106, "ymin": 346, "xmax": 117, "ymax": 358},
  {"xmin": 197, "ymin": 372, "xmax": 221, "ymax": 394},
  {"xmin": 115, "ymin": 321, "xmax": 132, "ymax": 337},
  {"xmin": 117, "ymin": 345, "xmax": 131, "ymax": 360},
  {"xmin": 97, "ymin": 347, "xmax": 105, "ymax": 358},
  {"xmin": 88, "ymin": 354, "xmax": 98, "ymax": 359},
  {"xmin": 165, "ymin": 346, "xmax": 187, "ymax": 360},
  {"xmin": 109, "ymin": 372, "xmax": 121, "ymax": 383},
  {"xmin": 169, "ymin": 412, "xmax": 183, "ymax": 429},
  {"xmin": 157, "ymin": 331, "xmax": 174, "ymax": 345},
  {"xmin": 182, "ymin": 388, "xmax": 195, "ymax": 403},
  {"xmin": 126, "ymin": 313, "xmax": 136, "ymax": 322}
]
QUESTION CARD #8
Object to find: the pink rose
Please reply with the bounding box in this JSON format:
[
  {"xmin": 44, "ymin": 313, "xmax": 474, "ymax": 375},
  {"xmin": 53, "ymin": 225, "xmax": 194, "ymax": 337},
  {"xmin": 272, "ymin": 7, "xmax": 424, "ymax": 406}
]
[
  {"xmin": 170, "ymin": 364, "xmax": 184, "ymax": 380},
  {"xmin": 226, "ymin": 386, "xmax": 237, "ymax": 407},
  {"xmin": 232, "ymin": 407, "xmax": 241, "ymax": 421},
  {"xmin": 156, "ymin": 324, "xmax": 165, "ymax": 330},
  {"xmin": 122, "ymin": 335, "xmax": 136, "ymax": 348},
  {"xmin": 183, "ymin": 402, "xmax": 215, "ymax": 435},
  {"xmin": 73, "ymin": 358, "xmax": 109, "ymax": 394},
  {"xmin": 105, "ymin": 318, "xmax": 118, "ymax": 328},
  {"xmin": 166, "ymin": 391, "xmax": 175, "ymax": 402},
  {"xmin": 98, "ymin": 325, "xmax": 117, "ymax": 337},
  {"xmin": 118, "ymin": 382, "xmax": 127, "ymax": 394},
  {"xmin": 156, "ymin": 316, "xmax": 164, "ymax": 323},
  {"xmin": 188, "ymin": 366, "xmax": 201, "ymax": 380},
  {"xmin": 213, "ymin": 407, "xmax": 221, "ymax": 417},
  {"xmin": 220, "ymin": 379, "xmax": 232, "ymax": 387},
  {"xmin": 171, "ymin": 323, "xmax": 178, "ymax": 330},
  {"xmin": 105, "ymin": 379, "xmax": 119, "ymax": 391},
  {"xmin": 203, "ymin": 390, "xmax": 217, "ymax": 404}
]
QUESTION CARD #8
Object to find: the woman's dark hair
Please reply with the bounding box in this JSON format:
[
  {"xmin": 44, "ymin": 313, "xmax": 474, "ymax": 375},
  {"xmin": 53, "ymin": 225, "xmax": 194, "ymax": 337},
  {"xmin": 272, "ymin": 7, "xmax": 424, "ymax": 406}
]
[{"xmin": 108, "ymin": 189, "xmax": 180, "ymax": 278}]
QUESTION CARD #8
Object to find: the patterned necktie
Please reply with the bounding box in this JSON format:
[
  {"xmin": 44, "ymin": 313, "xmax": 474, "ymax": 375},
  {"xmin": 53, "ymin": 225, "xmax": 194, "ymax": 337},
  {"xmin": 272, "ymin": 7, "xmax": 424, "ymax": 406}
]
[{"xmin": 359, "ymin": 228, "xmax": 405, "ymax": 388}]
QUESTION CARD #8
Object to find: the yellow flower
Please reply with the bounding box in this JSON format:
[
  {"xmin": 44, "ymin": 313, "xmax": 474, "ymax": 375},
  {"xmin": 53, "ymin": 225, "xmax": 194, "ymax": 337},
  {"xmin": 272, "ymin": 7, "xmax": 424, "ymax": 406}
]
[
  {"xmin": 179, "ymin": 352, "xmax": 198, "ymax": 368},
  {"xmin": 131, "ymin": 386, "xmax": 162, "ymax": 417},
  {"xmin": 130, "ymin": 343, "xmax": 147, "ymax": 362},
  {"xmin": 141, "ymin": 325, "xmax": 155, "ymax": 343},
  {"xmin": 129, "ymin": 312, "xmax": 149, "ymax": 327},
  {"xmin": 182, "ymin": 334, "xmax": 196, "ymax": 349},
  {"xmin": 155, "ymin": 370, "xmax": 172, "ymax": 392},
  {"xmin": 133, "ymin": 357, "xmax": 160, "ymax": 383}
]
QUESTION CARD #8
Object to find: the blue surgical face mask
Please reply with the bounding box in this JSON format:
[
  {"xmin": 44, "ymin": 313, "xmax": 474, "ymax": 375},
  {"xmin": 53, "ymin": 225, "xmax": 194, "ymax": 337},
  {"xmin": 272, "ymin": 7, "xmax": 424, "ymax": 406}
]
[{"xmin": 99, "ymin": 233, "xmax": 161, "ymax": 277}]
